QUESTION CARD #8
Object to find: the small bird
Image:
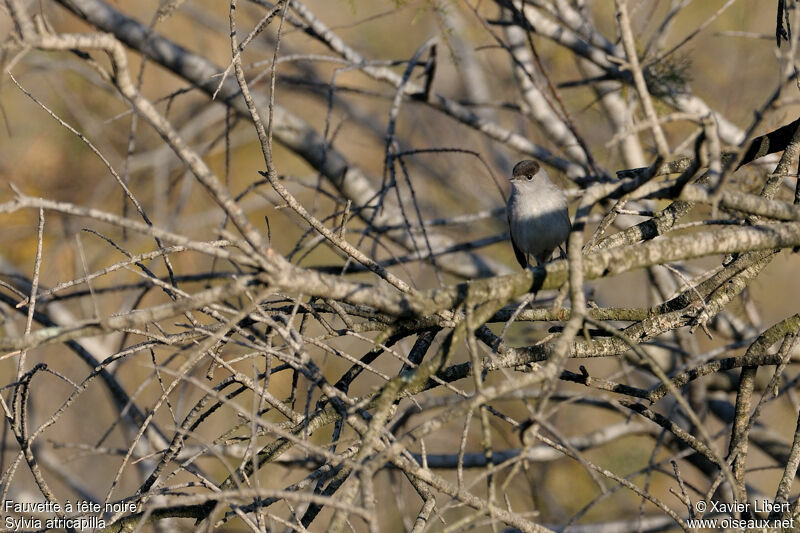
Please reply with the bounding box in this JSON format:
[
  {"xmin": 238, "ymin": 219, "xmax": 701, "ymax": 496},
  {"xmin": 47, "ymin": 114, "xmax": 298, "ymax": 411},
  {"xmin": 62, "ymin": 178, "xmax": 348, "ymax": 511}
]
[{"xmin": 506, "ymin": 159, "xmax": 571, "ymax": 268}]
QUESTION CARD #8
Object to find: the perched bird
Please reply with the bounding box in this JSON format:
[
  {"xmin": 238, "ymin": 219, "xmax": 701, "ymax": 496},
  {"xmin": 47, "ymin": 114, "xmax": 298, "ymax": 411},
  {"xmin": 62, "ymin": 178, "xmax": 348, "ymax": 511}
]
[{"xmin": 506, "ymin": 159, "xmax": 571, "ymax": 268}]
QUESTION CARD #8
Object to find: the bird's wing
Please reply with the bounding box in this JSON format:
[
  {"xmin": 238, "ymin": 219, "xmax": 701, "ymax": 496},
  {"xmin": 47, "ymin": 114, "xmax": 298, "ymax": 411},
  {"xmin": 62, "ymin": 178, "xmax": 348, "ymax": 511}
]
[
  {"xmin": 559, "ymin": 207, "xmax": 572, "ymax": 231},
  {"xmin": 508, "ymin": 212, "xmax": 528, "ymax": 269}
]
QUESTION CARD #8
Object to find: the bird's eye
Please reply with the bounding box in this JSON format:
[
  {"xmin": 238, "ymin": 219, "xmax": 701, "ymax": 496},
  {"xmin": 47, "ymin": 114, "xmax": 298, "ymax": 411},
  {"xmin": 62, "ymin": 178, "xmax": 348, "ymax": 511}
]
[{"xmin": 526, "ymin": 174, "xmax": 533, "ymax": 181}]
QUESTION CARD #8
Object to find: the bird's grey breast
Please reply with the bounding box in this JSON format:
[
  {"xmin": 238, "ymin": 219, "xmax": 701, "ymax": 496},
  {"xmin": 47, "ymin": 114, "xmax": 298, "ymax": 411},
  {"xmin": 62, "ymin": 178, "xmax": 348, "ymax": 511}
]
[{"xmin": 508, "ymin": 181, "xmax": 570, "ymax": 258}]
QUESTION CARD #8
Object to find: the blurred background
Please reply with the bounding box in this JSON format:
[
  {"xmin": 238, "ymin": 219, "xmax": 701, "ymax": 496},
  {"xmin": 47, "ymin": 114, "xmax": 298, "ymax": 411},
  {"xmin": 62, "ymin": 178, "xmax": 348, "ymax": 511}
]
[{"xmin": 2, "ymin": 1, "xmax": 800, "ymax": 531}]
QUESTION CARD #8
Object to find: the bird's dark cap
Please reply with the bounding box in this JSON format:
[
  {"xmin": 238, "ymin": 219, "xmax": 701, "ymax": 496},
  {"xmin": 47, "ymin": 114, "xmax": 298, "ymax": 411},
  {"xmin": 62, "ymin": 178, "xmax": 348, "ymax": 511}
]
[{"xmin": 512, "ymin": 160, "xmax": 540, "ymax": 178}]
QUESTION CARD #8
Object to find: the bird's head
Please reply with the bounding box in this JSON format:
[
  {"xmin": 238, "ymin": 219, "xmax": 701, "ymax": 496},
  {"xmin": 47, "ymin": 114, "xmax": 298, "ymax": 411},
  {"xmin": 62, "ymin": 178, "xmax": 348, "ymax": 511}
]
[{"xmin": 510, "ymin": 159, "xmax": 548, "ymax": 185}]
